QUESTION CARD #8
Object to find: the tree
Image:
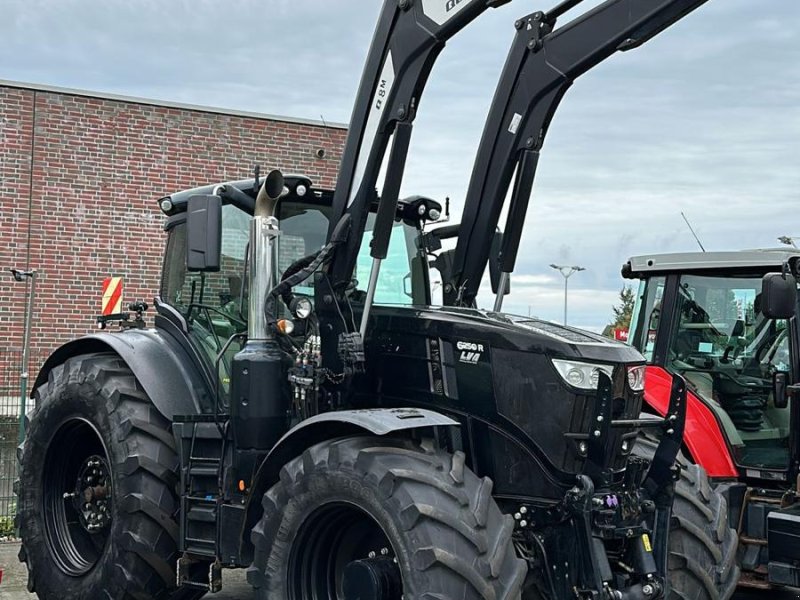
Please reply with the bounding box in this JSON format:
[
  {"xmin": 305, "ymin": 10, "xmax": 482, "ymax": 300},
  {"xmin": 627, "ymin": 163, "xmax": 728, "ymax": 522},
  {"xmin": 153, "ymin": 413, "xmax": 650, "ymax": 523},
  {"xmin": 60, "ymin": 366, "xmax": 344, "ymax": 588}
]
[{"xmin": 610, "ymin": 285, "xmax": 635, "ymax": 331}]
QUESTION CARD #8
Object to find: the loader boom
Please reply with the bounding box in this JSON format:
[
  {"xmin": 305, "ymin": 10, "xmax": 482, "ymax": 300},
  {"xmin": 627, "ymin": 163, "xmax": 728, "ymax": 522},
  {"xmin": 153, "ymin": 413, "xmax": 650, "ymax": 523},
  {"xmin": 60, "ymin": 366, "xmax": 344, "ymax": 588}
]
[
  {"xmin": 446, "ymin": 0, "xmax": 710, "ymax": 307},
  {"xmin": 326, "ymin": 0, "xmax": 509, "ymax": 291}
]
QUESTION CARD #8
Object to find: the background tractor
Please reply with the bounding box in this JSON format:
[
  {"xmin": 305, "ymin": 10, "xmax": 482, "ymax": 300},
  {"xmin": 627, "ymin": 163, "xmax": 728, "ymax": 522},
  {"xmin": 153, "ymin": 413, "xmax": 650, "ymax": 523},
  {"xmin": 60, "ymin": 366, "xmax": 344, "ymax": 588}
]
[{"xmin": 624, "ymin": 248, "xmax": 800, "ymax": 591}]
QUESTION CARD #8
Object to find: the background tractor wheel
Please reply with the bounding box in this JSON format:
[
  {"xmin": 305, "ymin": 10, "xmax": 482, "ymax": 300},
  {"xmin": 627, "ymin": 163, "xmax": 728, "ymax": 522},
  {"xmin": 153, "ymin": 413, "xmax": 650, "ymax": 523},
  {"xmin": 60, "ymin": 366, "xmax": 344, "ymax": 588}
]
[
  {"xmin": 248, "ymin": 436, "xmax": 527, "ymax": 599},
  {"xmin": 16, "ymin": 353, "xmax": 203, "ymax": 600},
  {"xmin": 633, "ymin": 434, "xmax": 739, "ymax": 600}
]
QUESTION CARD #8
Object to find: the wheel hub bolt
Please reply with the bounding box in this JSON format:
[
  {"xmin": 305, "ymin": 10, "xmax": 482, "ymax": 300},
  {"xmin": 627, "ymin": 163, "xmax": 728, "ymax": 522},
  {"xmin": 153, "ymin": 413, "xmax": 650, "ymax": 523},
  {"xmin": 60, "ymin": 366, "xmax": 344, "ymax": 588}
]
[{"xmin": 642, "ymin": 584, "xmax": 654, "ymax": 596}]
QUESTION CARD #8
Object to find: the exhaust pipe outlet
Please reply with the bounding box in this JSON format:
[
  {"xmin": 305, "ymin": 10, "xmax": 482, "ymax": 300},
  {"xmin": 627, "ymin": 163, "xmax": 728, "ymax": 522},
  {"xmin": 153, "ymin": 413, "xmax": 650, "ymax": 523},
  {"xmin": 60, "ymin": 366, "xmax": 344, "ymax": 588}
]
[
  {"xmin": 248, "ymin": 169, "xmax": 284, "ymax": 340},
  {"xmin": 254, "ymin": 169, "xmax": 285, "ymax": 218}
]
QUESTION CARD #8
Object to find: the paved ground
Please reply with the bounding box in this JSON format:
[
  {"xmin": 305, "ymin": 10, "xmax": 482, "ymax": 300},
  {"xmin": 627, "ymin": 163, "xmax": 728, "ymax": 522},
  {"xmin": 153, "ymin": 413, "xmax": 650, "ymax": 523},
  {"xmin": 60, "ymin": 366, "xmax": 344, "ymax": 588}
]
[
  {"xmin": 0, "ymin": 542, "xmax": 252, "ymax": 599},
  {"xmin": 0, "ymin": 541, "xmax": 795, "ymax": 599}
]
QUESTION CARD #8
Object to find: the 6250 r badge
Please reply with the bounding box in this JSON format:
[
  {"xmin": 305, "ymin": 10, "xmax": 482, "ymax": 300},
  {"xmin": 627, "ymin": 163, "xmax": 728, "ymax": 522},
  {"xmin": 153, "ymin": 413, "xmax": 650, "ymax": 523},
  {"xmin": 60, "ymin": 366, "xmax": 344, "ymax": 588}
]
[{"xmin": 457, "ymin": 341, "xmax": 485, "ymax": 365}]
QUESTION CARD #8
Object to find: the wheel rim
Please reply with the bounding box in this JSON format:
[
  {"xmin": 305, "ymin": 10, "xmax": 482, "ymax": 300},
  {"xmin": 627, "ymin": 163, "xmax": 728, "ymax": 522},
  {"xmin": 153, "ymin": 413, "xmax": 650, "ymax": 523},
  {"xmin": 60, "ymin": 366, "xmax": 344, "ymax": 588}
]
[
  {"xmin": 41, "ymin": 418, "xmax": 113, "ymax": 576},
  {"xmin": 287, "ymin": 502, "xmax": 403, "ymax": 600}
]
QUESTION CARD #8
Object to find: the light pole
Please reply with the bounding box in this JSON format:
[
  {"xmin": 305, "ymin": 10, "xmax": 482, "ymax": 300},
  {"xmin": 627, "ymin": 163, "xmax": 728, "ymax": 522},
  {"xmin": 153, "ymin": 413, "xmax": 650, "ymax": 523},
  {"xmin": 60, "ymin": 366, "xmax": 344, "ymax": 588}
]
[
  {"xmin": 550, "ymin": 264, "xmax": 585, "ymax": 326},
  {"xmin": 9, "ymin": 268, "xmax": 37, "ymax": 444}
]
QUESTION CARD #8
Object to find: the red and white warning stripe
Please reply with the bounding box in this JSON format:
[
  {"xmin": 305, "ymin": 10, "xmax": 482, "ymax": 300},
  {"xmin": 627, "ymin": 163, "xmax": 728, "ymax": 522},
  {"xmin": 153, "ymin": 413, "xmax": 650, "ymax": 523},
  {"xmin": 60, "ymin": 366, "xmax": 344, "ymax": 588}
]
[{"xmin": 101, "ymin": 276, "xmax": 123, "ymax": 316}]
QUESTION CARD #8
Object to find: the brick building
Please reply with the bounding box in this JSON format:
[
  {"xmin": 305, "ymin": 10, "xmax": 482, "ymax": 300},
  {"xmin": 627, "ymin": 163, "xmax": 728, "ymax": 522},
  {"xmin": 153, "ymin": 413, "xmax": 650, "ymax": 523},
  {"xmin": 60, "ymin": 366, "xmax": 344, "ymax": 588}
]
[{"xmin": 0, "ymin": 80, "xmax": 348, "ymax": 372}]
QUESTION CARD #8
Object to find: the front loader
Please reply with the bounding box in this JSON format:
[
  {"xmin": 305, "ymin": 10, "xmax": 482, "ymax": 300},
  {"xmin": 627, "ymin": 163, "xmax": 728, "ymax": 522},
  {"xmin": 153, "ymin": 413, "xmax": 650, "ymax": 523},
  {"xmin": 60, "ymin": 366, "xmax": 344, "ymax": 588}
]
[{"xmin": 16, "ymin": 1, "xmax": 730, "ymax": 599}]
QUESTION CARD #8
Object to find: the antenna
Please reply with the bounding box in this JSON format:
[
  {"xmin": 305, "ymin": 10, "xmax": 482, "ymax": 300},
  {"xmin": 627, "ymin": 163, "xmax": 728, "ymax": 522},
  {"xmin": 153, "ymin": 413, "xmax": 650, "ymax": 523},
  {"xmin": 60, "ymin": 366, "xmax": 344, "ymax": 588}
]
[
  {"xmin": 317, "ymin": 114, "xmax": 334, "ymax": 162},
  {"xmin": 681, "ymin": 211, "xmax": 706, "ymax": 252}
]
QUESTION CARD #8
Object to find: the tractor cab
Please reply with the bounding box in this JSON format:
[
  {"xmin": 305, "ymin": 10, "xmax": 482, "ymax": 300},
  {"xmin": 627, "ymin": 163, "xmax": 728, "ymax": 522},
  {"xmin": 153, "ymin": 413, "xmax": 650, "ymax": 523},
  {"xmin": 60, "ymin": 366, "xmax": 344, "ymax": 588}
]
[
  {"xmin": 624, "ymin": 249, "xmax": 800, "ymax": 479},
  {"xmin": 157, "ymin": 174, "xmax": 440, "ymax": 395}
]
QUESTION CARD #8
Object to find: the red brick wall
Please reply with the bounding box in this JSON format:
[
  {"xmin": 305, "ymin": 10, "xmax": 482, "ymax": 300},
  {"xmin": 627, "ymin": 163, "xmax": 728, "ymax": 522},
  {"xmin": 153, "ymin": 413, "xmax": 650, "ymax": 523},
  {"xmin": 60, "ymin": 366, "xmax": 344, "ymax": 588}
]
[{"xmin": 0, "ymin": 83, "xmax": 347, "ymax": 371}]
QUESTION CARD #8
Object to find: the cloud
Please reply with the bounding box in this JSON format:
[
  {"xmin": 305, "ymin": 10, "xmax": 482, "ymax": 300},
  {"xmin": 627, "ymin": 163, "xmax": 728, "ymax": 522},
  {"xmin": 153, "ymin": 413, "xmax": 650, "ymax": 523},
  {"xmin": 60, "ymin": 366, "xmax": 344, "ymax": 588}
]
[{"xmin": 2, "ymin": 0, "xmax": 799, "ymax": 330}]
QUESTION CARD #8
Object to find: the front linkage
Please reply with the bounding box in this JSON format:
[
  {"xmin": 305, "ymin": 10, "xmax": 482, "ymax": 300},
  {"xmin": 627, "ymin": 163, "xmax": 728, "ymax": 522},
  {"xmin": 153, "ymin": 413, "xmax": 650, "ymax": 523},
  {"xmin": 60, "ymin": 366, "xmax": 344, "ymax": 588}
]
[{"xmin": 515, "ymin": 373, "xmax": 688, "ymax": 600}]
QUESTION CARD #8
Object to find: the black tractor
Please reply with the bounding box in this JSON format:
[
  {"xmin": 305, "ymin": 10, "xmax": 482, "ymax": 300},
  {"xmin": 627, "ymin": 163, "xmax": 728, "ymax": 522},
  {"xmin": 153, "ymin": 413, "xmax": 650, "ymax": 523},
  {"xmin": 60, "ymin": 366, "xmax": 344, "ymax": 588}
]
[{"xmin": 16, "ymin": 1, "xmax": 735, "ymax": 599}]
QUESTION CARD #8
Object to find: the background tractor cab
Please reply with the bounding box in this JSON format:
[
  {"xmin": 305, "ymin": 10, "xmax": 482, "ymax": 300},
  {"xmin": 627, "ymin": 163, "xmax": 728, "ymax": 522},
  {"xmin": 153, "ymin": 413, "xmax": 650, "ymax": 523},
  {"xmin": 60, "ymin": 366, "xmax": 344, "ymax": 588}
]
[{"xmin": 624, "ymin": 248, "xmax": 800, "ymax": 589}]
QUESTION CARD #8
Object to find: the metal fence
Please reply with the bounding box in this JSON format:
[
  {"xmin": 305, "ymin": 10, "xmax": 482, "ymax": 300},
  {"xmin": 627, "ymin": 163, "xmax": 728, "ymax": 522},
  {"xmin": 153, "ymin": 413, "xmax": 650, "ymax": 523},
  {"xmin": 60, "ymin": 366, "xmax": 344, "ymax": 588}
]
[{"xmin": 0, "ymin": 348, "xmax": 47, "ymax": 533}]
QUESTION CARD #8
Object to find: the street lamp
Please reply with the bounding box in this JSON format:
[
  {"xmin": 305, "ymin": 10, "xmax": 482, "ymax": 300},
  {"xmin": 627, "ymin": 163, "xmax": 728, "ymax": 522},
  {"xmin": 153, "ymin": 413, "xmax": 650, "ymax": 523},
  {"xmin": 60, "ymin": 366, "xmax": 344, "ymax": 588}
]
[
  {"xmin": 550, "ymin": 264, "xmax": 585, "ymax": 326},
  {"xmin": 9, "ymin": 268, "xmax": 37, "ymax": 444}
]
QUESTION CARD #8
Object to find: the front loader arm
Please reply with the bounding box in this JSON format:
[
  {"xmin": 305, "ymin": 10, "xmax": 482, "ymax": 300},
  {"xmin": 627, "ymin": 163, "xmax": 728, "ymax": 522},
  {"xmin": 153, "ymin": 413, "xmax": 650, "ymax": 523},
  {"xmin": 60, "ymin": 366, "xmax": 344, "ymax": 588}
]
[
  {"xmin": 325, "ymin": 0, "xmax": 509, "ymax": 291},
  {"xmin": 446, "ymin": 0, "xmax": 709, "ymax": 307}
]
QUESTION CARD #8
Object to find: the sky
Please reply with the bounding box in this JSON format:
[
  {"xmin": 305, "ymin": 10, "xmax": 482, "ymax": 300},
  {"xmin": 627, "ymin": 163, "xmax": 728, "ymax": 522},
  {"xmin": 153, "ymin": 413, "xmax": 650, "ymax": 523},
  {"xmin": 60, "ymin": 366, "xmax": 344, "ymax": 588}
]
[{"xmin": 2, "ymin": 0, "xmax": 799, "ymax": 331}]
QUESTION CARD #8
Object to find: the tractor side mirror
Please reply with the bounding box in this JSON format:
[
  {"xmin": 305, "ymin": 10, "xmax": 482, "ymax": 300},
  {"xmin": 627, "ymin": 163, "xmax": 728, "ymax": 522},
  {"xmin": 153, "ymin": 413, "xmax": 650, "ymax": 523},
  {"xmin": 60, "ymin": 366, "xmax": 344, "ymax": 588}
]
[
  {"xmin": 186, "ymin": 195, "xmax": 222, "ymax": 272},
  {"xmin": 761, "ymin": 273, "xmax": 797, "ymax": 319},
  {"xmin": 773, "ymin": 371, "xmax": 790, "ymax": 409},
  {"xmin": 490, "ymin": 231, "xmax": 510, "ymax": 296}
]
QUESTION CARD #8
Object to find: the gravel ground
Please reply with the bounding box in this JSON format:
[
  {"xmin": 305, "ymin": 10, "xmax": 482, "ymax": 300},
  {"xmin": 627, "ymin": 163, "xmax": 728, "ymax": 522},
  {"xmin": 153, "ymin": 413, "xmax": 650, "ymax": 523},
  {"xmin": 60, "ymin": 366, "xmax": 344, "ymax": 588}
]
[{"xmin": 0, "ymin": 541, "xmax": 795, "ymax": 599}]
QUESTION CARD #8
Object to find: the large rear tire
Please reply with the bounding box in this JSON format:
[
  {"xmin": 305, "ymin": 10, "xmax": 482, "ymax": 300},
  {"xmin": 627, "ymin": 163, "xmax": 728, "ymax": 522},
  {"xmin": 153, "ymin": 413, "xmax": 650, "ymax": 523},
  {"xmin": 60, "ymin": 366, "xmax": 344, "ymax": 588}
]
[
  {"xmin": 248, "ymin": 436, "xmax": 527, "ymax": 599},
  {"xmin": 17, "ymin": 353, "xmax": 203, "ymax": 600},
  {"xmin": 633, "ymin": 435, "xmax": 739, "ymax": 600}
]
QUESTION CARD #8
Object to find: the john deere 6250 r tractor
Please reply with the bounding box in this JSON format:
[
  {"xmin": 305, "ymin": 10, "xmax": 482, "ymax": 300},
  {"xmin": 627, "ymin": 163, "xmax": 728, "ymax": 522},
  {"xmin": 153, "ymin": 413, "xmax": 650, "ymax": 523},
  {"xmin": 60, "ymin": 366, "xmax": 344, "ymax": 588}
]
[{"xmin": 17, "ymin": 1, "xmax": 735, "ymax": 599}]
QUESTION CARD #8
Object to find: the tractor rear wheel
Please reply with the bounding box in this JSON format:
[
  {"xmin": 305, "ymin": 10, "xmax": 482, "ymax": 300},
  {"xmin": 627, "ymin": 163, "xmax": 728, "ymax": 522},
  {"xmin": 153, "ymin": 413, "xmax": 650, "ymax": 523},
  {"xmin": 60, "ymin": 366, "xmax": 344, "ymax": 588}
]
[
  {"xmin": 248, "ymin": 436, "xmax": 527, "ymax": 599},
  {"xmin": 16, "ymin": 353, "xmax": 203, "ymax": 600},
  {"xmin": 633, "ymin": 435, "xmax": 739, "ymax": 600}
]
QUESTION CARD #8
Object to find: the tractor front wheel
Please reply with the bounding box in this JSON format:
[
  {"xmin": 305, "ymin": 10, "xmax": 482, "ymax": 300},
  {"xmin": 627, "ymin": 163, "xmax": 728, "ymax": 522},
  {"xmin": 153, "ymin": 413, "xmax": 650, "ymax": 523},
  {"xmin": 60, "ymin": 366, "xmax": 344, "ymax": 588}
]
[{"xmin": 248, "ymin": 436, "xmax": 527, "ymax": 599}]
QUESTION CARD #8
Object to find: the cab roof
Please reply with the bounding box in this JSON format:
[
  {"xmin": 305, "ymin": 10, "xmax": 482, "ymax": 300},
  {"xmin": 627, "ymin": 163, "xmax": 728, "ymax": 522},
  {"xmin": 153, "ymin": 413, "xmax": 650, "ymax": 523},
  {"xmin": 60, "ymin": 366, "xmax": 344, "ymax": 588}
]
[
  {"xmin": 157, "ymin": 174, "xmax": 320, "ymax": 216},
  {"xmin": 623, "ymin": 248, "xmax": 800, "ymax": 278}
]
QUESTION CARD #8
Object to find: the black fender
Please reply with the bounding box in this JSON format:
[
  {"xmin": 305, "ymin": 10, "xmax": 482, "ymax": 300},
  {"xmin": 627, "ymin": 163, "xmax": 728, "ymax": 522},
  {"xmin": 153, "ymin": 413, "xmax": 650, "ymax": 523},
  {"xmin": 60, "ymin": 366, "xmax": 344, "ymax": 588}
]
[
  {"xmin": 241, "ymin": 408, "xmax": 459, "ymax": 551},
  {"xmin": 32, "ymin": 329, "xmax": 211, "ymax": 420}
]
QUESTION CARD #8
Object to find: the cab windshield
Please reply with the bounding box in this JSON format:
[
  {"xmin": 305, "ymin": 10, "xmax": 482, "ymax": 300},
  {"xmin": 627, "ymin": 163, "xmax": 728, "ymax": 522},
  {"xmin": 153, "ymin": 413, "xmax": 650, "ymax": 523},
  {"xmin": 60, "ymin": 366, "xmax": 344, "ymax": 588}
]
[{"xmin": 633, "ymin": 274, "xmax": 791, "ymax": 470}]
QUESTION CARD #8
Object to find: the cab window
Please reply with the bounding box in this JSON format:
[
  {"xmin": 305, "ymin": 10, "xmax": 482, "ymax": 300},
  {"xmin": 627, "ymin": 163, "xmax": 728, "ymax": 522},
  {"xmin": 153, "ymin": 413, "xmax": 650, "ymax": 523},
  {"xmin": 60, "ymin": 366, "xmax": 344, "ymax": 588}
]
[
  {"xmin": 162, "ymin": 204, "xmax": 250, "ymax": 338},
  {"xmin": 161, "ymin": 204, "xmax": 251, "ymax": 393},
  {"xmin": 668, "ymin": 275, "xmax": 790, "ymax": 470},
  {"xmin": 629, "ymin": 276, "xmax": 665, "ymax": 361},
  {"xmin": 355, "ymin": 219, "xmax": 427, "ymax": 305}
]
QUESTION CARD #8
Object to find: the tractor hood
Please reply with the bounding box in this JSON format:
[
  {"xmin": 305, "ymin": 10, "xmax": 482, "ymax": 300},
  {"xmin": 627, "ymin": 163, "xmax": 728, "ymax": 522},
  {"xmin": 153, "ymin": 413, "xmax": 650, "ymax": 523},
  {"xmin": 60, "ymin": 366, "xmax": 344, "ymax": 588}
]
[{"xmin": 369, "ymin": 305, "xmax": 644, "ymax": 365}]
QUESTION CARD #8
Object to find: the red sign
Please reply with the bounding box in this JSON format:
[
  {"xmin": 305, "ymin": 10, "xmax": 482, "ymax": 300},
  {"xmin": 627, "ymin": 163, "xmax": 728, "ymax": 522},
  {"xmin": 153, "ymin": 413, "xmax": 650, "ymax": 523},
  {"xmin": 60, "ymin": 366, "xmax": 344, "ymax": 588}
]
[{"xmin": 614, "ymin": 328, "xmax": 629, "ymax": 342}]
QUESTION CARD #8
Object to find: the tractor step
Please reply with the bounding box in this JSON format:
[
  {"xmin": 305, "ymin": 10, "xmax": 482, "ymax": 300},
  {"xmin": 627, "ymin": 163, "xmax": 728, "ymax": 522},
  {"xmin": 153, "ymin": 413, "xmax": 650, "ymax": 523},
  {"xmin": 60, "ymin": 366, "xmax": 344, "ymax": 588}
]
[
  {"xmin": 178, "ymin": 554, "xmax": 222, "ymax": 593},
  {"xmin": 175, "ymin": 420, "xmax": 228, "ymax": 559}
]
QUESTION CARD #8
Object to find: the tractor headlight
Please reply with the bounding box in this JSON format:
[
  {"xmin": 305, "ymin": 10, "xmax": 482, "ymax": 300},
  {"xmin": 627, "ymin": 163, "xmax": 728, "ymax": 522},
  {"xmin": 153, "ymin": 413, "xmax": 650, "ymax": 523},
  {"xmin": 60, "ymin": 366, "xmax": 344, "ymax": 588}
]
[
  {"xmin": 627, "ymin": 365, "xmax": 646, "ymax": 391},
  {"xmin": 290, "ymin": 296, "xmax": 313, "ymax": 320},
  {"xmin": 551, "ymin": 359, "xmax": 614, "ymax": 391}
]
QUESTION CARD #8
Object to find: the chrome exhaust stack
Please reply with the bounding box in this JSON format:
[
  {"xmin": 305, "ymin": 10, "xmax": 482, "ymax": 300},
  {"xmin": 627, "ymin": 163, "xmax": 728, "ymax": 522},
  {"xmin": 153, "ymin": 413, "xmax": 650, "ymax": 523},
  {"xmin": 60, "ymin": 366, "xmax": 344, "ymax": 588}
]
[
  {"xmin": 230, "ymin": 168, "xmax": 288, "ymax": 452},
  {"xmin": 248, "ymin": 169, "xmax": 284, "ymax": 341}
]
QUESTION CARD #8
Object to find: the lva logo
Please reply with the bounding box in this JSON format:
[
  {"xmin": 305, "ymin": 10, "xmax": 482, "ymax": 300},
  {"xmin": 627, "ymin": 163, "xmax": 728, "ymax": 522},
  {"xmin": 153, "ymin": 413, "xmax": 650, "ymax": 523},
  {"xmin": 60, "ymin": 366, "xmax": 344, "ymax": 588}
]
[{"xmin": 457, "ymin": 340, "xmax": 484, "ymax": 365}]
